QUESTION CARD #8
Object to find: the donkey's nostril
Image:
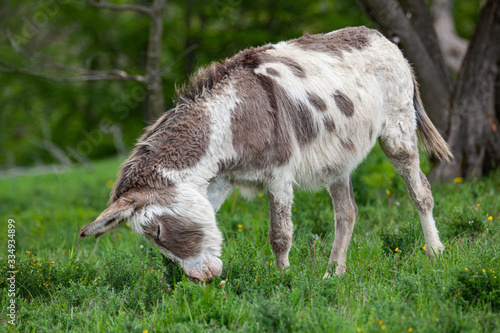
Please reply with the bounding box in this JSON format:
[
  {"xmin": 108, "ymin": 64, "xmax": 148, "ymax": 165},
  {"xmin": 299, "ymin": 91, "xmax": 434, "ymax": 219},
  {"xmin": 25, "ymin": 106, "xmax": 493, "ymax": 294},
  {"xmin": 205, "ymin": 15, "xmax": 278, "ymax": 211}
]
[
  {"xmin": 204, "ymin": 268, "xmax": 214, "ymax": 279},
  {"xmin": 206, "ymin": 255, "xmax": 223, "ymax": 276}
]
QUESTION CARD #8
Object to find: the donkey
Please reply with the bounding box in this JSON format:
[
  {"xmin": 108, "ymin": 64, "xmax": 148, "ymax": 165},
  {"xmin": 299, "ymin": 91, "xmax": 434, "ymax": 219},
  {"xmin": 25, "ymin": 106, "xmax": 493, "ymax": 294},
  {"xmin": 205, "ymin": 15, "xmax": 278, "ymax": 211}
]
[{"xmin": 79, "ymin": 26, "xmax": 453, "ymax": 282}]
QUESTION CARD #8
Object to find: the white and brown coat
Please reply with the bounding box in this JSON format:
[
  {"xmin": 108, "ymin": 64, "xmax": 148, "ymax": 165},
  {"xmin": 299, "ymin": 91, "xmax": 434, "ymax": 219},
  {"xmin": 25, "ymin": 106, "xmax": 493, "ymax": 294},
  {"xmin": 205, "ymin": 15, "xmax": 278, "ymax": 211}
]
[{"xmin": 80, "ymin": 26, "xmax": 452, "ymax": 281}]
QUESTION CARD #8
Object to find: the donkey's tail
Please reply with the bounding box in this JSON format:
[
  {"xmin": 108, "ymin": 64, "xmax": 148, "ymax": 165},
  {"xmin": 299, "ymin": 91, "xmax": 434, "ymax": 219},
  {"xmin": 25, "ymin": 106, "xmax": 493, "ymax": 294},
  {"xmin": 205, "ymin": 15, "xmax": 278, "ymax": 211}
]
[{"xmin": 413, "ymin": 78, "xmax": 453, "ymax": 163}]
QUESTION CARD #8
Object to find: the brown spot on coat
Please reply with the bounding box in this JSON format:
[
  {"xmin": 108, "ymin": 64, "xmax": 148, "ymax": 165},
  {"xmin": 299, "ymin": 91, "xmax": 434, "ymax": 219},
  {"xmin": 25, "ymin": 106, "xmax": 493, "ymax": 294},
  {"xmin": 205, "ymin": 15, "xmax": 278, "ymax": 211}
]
[
  {"xmin": 143, "ymin": 214, "xmax": 204, "ymax": 260},
  {"xmin": 277, "ymin": 57, "xmax": 306, "ymax": 78},
  {"xmin": 307, "ymin": 92, "xmax": 327, "ymax": 112},
  {"xmin": 419, "ymin": 171, "xmax": 431, "ymax": 190},
  {"xmin": 231, "ymin": 68, "xmax": 320, "ymax": 171},
  {"xmin": 323, "ymin": 117, "xmax": 336, "ymax": 132},
  {"xmin": 333, "ymin": 91, "xmax": 355, "ymax": 117},
  {"xmin": 230, "ymin": 70, "xmax": 293, "ymax": 170},
  {"xmin": 292, "ymin": 26, "xmax": 377, "ymax": 58},
  {"xmin": 285, "ymin": 97, "xmax": 318, "ymax": 146},
  {"xmin": 340, "ymin": 138, "xmax": 356, "ymax": 151},
  {"xmin": 266, "ymin": 67, "xmax": 280, "ymax": 77},
  {"xmin": 260, "ymin": 54, "xmax": 306, "ymax": 78},
  {"xmin": 217, "ymin": 158, "xmax": 237, "ymax": 173},
  {"xmin": 267, "ymin": 75, "xmax": 318, "ymax": 146}
]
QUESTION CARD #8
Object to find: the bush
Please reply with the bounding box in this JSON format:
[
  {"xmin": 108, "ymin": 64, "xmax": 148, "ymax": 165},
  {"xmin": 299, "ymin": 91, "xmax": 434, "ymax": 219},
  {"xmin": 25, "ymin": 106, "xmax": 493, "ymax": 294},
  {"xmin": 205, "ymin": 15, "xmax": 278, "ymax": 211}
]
[
  {"xmin": 448, "ymin": 267, "xmax": 500, "ymax": 311},
  {"xmin": 379, "ymin": 218, "xmax": 423, "ymax": 256},
  {"xmin": 440, "ymin": 205, "xmax": 490, "ymax": 241},
  {"xmin": 0, "ymin": 253, "xmax": 98, "ymax": 300}
]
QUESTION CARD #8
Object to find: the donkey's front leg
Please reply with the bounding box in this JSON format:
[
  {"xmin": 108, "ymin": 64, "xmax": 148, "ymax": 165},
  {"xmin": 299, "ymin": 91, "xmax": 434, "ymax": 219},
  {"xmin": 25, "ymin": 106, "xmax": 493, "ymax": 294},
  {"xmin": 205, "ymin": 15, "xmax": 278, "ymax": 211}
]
[
  {"xmin": 324, "ymin": 175, "xmax": 358, "ymax": 278},
  {"xmin": 267, "ymin": 185, "xmax": 294, "ymax": 271},
  {"xmin": 207, "ymin": 177, "xmax": 233, "ymax": 213}
]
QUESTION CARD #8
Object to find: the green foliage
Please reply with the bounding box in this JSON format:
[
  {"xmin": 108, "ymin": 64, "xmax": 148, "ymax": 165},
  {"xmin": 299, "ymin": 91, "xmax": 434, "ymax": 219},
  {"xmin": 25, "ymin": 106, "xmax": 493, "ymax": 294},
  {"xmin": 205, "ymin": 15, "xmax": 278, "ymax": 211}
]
[
  {"xmin": 454, "ymin": 0, "xmax": 482, "ymax": 38},
  {"xmin": 0, "ymin": 254, "xmax": 98, "ymax": 300},
  {"xmin": 0, "ymin": 0, "xmax": 370, "ymax": 168},
  {"xmin": 379, "ymin": 218, "xmax": 424, "ymax": 256},
  {"xmin": 448, "ymin": 267, "xmax": 500, "ymax": 311},
  {"xmin": 440, "ymin": 205, "xmax": 491, "ymax": 241}
]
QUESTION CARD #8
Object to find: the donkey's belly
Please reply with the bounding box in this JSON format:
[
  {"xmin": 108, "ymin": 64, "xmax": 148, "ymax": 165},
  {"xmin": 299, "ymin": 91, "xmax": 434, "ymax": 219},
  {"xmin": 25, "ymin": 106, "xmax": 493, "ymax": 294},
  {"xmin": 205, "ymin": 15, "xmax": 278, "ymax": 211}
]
[{"xmin": 291, "ymin": 130, "xmax": 377, "ymax": 189}]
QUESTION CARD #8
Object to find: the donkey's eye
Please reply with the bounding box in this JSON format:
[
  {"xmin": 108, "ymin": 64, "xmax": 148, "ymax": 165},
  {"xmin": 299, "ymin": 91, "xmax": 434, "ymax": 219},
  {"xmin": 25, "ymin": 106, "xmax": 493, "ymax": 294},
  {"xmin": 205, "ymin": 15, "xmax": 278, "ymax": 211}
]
[{"xmin": 156, "ymin": 225, "xmax": 161, "ymax": 240}]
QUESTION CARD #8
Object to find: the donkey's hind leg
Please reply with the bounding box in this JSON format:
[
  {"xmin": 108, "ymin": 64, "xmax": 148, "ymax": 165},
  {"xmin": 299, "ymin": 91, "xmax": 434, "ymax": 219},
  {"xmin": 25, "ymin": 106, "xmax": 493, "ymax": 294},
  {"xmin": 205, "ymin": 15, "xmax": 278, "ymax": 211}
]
[
  {"xmin": 323, "ymin": 175, "xmax": 358, "ymax": 278},
  {"xmin": 380, "ymin": 135, "xmax": 445, "ymax": 258}
]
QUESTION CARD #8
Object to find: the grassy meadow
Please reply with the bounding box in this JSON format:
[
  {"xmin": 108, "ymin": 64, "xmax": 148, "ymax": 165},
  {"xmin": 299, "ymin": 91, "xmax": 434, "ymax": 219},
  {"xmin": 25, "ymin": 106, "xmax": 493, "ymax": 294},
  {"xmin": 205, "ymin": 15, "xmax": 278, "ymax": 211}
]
[{"xmin": 1, "ymin": 146, "xmax": 499, "ymax": 332}]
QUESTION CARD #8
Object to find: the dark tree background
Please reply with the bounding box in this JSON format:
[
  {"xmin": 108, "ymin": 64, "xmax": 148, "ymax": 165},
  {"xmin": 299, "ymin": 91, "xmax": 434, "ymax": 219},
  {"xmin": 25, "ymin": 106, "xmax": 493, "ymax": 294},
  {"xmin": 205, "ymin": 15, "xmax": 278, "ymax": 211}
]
[
  {"xmin": 359, "ymin": 0, "xmax": 500, "ymax": 180},
  {"xmin": 0, "ymin": 0, "xmax": 367, "ymax": 167},
  {"xmin": 1, "ymin": 0, "xmax": 494, "ymax": 182}
]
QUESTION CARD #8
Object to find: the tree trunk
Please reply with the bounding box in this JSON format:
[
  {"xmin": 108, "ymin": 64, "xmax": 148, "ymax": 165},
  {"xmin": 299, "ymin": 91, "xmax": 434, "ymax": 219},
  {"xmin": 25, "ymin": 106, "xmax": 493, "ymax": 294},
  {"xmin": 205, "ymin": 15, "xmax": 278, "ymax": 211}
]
[
  {"xmin": 184, "ymin": 0, "xmax": 196, "ymax": 75},
  {"xmin": 431, "ymin": 0, "xmax": 469, "ymax": 73},
  {"xmin": 432, "ymin": 0, "xmax": 500, "ymax": 179},
  {"xmin": 145, "ymin": 0, "xmax": 166, "ymax": 121}
]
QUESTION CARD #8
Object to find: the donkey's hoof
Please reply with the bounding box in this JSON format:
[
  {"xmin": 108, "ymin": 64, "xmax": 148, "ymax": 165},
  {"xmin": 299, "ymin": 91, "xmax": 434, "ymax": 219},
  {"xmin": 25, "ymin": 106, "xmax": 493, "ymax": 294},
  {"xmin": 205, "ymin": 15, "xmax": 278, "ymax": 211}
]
[{"xmin": 426, "ymin": 243, "xmax": 445, "ymax": 259}]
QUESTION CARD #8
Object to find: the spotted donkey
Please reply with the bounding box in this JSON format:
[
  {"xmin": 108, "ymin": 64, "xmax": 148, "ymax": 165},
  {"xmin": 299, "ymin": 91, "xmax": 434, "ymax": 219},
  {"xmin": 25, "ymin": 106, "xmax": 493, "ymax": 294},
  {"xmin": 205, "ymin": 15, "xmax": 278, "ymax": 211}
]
[{"xmin": 80, "ymin": 26, "xmax": 453, "ymax": 282}]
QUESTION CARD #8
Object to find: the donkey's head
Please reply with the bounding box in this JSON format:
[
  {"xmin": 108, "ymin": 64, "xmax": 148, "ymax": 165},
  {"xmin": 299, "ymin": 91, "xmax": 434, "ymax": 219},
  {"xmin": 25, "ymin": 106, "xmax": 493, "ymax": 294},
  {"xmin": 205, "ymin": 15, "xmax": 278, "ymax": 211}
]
[{"xmin": 79, "ymin": 184, "xmax": 223, "ymax": 282}]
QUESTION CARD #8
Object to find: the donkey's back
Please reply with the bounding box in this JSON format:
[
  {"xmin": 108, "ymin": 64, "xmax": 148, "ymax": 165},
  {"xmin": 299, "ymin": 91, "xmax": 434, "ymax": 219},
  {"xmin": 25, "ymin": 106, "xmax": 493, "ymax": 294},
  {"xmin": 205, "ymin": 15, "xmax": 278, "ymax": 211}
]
[{"xmin": 225, "ymin": 27, "xmax": 449, "ymax": 189}]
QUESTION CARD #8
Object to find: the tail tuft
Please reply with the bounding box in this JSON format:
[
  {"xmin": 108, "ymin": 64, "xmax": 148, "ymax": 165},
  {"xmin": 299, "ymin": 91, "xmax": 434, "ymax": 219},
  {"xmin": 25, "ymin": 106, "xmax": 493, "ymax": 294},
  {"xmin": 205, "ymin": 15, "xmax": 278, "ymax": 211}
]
[{"xmin": 413, "ymin": 79, "xmax": 453, "ymax": 163}]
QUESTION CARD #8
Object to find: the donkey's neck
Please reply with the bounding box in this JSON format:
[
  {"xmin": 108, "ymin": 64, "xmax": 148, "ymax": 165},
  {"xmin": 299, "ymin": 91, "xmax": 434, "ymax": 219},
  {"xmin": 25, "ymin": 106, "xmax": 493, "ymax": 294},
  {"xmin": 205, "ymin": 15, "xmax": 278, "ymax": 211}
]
[{"xmin": 112, "ymin": 83, "xmax": 240, "ymax": 201}]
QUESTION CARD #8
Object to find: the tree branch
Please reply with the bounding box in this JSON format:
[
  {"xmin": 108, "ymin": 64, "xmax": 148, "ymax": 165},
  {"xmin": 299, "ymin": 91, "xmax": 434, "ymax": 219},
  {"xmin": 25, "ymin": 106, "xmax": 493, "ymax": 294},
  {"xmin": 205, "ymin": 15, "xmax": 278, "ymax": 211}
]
[
  {"xmin": 4, "ymin": 32, "xmax": 146, "ymax": 82},
  {"xmin": 162, "ymin": 44, "xmax": 198, "ymax": 73},
  {"xmin": 0, "ymin": 60, "xmax": 145, "ymax": 82},
  {"xmin": 84, "ymin": 0, "xmax": 152, "ymax": 16},
  {"xmin": 144, "ymin": 0, "xmax": 167, "ymax": 120}
]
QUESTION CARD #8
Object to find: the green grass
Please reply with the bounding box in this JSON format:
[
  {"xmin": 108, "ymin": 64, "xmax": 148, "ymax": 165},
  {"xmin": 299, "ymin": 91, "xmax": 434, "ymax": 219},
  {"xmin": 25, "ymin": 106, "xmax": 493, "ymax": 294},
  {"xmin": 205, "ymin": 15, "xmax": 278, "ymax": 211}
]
[{"xmin": 1, "ymin": 148, "xmax": 499, "ymax": 332}]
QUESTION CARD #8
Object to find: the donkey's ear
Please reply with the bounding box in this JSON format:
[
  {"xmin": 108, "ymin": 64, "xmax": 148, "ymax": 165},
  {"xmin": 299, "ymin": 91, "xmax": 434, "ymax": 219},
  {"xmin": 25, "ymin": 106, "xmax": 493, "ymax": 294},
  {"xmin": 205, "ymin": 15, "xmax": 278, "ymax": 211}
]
[{"xmin": 79, "ymin": 196, "xmax": 135, "ymax": 238}]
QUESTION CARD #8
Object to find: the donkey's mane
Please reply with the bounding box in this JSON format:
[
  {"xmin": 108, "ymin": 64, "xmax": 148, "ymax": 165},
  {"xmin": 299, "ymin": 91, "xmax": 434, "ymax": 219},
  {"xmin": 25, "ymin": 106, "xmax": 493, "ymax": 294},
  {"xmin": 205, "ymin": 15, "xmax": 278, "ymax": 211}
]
[{"xmin": 176, "ymin": 44, "xmax": 274, "ymax": 102}]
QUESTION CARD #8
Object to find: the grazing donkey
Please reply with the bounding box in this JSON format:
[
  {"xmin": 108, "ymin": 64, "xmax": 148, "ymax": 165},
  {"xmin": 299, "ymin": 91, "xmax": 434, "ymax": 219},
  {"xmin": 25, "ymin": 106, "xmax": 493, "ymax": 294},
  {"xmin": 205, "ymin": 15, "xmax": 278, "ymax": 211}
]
[{"xmin": 80, "ymin": 26, "xmax": 453, "ymax": 282}]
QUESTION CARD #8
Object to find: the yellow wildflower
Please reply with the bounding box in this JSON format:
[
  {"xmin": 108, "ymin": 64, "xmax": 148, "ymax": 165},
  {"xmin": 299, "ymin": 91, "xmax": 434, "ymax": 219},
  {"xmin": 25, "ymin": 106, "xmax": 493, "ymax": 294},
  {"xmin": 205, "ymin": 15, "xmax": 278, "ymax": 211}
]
[
  {"xmin": 106, "ymin": 179, "xmax": 115, "ymax": 189},
  {"xmin": 453, "ymin": 177, "xmax": 463, "ymax": 183},
  {"xmin": 487, "ymin": 216, "xmax": 493, "ymax": 221}
]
